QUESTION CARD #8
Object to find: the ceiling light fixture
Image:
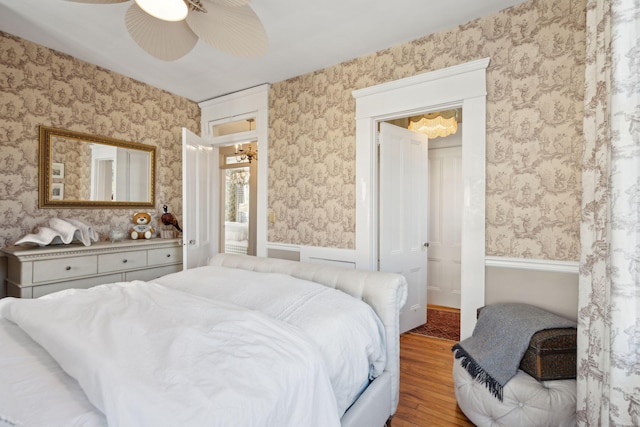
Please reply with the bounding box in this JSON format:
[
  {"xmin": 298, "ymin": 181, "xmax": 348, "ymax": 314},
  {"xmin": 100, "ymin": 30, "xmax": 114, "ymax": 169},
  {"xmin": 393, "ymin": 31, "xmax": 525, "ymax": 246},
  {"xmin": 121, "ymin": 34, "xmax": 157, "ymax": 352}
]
[
  {"xmin": 235, "ymin": 144, "xmax": 257, "ymax": 163},
  {"xmin": 408, "ymin": 110, "xmax": 459, "ymax": 139},
  {"xmin": 69, "ymin": 0, "xmax": 268, "ymax": 61},
  {"xmin": 134, "ymin": 0, "xmax": 188, "ymax": 22},
  {"xmin": 234, "ymin": 119, "xmax": 258, "ymax": 163},
  {"xmin": 227, "ymin": 169, "xmax": 249, "ymax": 186}
]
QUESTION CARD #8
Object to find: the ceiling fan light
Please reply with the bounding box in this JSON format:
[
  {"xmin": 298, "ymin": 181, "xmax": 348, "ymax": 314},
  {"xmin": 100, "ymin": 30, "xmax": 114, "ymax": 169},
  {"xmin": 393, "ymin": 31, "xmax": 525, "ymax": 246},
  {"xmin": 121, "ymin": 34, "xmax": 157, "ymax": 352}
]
[
  {"xmin": 126, "ymin": 3, "xmax": 198, "ymax": 60},
  {"xmin": 186, "ymin": 1, "xmax": 268, "ymax": 57},
  {"xmin": 134, "ymin": 0, "xmax": 188, "ymax": 22}
]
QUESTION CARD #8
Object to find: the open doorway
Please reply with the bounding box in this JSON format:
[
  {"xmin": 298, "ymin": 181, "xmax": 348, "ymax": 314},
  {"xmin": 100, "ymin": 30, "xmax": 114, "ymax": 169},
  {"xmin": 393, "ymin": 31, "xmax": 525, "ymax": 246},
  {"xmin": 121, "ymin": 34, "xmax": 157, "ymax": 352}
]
[
  {"xmin": 353, "ymin": 58, "xmax": 488, "ymax": 340},
  {"xmin": 383, "ymin": 109, "xmax": 463, "ymax": 340},
  {"xmin": 219, "ymin": 143, "xmax": 257, "ymax": 256}
]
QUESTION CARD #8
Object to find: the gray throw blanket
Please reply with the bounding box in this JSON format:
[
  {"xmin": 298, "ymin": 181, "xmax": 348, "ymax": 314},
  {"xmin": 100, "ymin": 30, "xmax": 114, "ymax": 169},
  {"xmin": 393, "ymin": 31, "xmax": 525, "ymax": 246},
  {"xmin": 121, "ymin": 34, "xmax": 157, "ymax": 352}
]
[{"xmin": 452, "ymin": 303, "xmax": 577, "ymax": 401}]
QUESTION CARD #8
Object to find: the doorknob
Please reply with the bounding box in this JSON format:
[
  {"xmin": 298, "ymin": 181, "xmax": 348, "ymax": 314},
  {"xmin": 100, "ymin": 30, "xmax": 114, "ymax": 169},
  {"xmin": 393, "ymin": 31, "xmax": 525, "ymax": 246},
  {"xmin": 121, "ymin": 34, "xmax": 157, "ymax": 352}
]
[
  {"xmin": 189, "ymin": 239, "xmax": 196, "ymax": 245},
  {"xmin": 423, "ymin": 242, "xmax": 429, "ymax": 248}
]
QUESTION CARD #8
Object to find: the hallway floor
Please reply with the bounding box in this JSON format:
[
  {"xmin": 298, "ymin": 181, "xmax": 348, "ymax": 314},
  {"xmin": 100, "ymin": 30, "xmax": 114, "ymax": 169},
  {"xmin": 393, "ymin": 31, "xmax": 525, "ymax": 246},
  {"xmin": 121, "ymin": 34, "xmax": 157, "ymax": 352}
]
[{"xmin": 408, "ymin": 305, "xmax": 460, "ymax": 341}]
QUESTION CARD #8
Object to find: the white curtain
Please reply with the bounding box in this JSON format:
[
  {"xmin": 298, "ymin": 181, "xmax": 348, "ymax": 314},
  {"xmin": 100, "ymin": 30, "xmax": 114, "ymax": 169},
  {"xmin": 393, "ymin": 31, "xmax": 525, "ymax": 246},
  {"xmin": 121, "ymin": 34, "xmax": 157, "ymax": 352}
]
[{"xmin": 577, "ymin": 0, "xmax": 640, "ymax": 425}]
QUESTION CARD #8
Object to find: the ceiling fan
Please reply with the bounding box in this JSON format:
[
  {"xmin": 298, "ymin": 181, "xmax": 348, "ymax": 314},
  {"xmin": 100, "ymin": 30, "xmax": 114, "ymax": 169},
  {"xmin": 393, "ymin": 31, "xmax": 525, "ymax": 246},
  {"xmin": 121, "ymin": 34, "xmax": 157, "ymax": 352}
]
[{"xmin": 66, "ymin": 0, "xmax": 268, "ymax": 61}]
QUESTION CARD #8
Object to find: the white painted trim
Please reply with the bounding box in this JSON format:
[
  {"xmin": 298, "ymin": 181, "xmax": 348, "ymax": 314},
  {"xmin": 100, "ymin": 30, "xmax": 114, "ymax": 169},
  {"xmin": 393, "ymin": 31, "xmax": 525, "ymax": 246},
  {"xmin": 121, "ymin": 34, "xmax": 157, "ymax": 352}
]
[
  {"xmin": 353, "ymin": 58, "xmax": 489, "ymax": 340},
  {"xmin": 485, "ymin": 256, "xmax": 579, "ymax": 274},
  {"xmin": 353, "ymin": 58, "xmax": 490, "ymax": 120},
  {"xmin": 198, "ymin": 85, "xmax": 270, "ymax": 117},
  {"xmin": 199, "ymin": 84, "xmax": 269, "ymax": 258},
  {"xmin": 353, "ymin": 58, "xmax": 491, "ymax": 101},
  {"xmin": 264, "ymin": 244, "xmax": 357, "ymax": 268},
  {"xmin": 206, "ymin": 112, "xmax": 258, "ymax": 128},
  {"xmin": 208, "ymin": 130, "xmax": 259, "ymax": 146},
  {"xmin": 299, "ymin": 245, "xmax": 356, "ymax": 266},
  {"xmin": 265, "ymin": 242, "xmax": 300, "ymax": 252}
]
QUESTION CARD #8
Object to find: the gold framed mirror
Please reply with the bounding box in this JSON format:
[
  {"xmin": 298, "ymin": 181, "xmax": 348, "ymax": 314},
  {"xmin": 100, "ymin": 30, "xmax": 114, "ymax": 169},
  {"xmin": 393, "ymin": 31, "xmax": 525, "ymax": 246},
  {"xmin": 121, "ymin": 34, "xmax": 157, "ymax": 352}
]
[{"xmin": 38, "ymin": 126, "xmax": 156, "ymax": 208}]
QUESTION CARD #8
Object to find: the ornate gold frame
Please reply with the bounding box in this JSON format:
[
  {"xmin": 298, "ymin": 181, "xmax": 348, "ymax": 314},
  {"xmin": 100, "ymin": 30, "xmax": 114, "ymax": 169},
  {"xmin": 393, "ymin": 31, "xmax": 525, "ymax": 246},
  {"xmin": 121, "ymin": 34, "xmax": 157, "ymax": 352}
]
[{"xmin": 38, "ymin": 126, "xmax": 156, "ymax": 209}]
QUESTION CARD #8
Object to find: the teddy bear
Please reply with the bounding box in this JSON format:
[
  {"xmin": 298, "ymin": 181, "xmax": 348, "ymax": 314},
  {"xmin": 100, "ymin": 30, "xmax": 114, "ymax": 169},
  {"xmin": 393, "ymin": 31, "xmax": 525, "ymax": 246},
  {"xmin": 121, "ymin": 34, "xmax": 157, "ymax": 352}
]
[{"xmin": 129, "ymin": 212, "xmax": 155, "ymax": 240}]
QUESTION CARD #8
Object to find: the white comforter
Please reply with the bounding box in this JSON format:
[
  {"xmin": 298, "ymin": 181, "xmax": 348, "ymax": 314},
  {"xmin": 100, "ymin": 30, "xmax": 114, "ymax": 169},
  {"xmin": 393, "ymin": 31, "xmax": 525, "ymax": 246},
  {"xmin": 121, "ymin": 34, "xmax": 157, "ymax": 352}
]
[
  {"xmin": 0, "ymin": 282, "xmax": 340, "ymax": 427},
  {"xmin": 154, "ymin": 265, "xmax": 387, "ymax": 416}
]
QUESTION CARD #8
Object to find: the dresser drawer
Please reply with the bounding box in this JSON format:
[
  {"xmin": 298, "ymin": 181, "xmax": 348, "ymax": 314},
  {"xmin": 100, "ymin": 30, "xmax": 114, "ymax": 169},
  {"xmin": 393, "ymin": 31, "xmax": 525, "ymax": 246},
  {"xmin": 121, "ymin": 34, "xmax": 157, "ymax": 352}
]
[
  {"xmin": 148, "ymin": 247, "xmax": 182, "ymax": 266},
  {"xmin": 98, "ymin": 250, "xmax": 147, "ymax": 273},
  {"xmin": 2, "ymin": 238, "xmax": 183, "ymax": 298},
  {"xmin": 33, "ymin": 256, "xmax": 98, "ymax": 283}
]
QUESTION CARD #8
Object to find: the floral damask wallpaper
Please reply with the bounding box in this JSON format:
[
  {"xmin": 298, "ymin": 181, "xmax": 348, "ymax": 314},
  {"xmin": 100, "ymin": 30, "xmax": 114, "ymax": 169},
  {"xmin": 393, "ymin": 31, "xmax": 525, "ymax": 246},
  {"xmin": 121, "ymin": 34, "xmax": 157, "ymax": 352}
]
[
  {"xmin": 268, "ymin": 0, "xmax": 586, "ymax": 261},
  {"xmin": 0, "ymin": 32, "xmax": 200, "ymax": 246},
  {"xmin": 52, "ymin": 137, "xmax": 92, "ymax": 200}
]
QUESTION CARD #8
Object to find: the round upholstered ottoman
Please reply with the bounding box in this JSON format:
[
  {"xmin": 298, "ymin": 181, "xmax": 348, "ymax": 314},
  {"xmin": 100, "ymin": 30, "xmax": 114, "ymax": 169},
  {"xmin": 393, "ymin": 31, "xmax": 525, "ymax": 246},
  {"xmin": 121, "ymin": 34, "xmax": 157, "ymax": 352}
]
[{"xmin": 453, "ymin": 357, "xmax": 577, "ymax": 427}]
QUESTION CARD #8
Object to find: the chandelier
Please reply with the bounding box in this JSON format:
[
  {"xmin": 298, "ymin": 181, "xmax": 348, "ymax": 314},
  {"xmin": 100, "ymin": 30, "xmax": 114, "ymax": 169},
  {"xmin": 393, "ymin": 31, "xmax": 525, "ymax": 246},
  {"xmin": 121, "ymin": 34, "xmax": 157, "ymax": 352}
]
[
  {"xmin": 227, "ymin": 169, "xmax": 248, "ymax": 186},
  {"xmin": 234, "ymin": 144, "xmax": 257, "ymax": 163},
  {"xmin": 408, "ymin": 110, "xmax": 459, "ymax": 139},
  {"xmin": 234, "ymin": 119, "xmax": 257, "ymax": 163}
]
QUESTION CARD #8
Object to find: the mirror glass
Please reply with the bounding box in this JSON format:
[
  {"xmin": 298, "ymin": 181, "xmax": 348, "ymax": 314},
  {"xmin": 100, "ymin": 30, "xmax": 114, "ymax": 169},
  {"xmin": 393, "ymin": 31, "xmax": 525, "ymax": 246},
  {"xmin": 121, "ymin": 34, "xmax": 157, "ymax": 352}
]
[{"xmin": 39, "ymin": 126, "xmax": 156, "ymax": 208}]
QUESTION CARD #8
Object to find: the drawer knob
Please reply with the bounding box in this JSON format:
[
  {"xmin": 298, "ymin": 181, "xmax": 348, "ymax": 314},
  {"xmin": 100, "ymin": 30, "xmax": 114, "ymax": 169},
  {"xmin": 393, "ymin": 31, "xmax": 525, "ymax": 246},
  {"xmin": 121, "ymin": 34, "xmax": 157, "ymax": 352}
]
[
  {"xmin": 65, "ymin": 266, "xmax": 71, "ymax": 271},
  {"xmin": 122, "ymin": 259, "xmax": 128, "ymax": 263},
  {"xmin": 166, "ymin": 254, "xmax": 171, "ymax": 258}
]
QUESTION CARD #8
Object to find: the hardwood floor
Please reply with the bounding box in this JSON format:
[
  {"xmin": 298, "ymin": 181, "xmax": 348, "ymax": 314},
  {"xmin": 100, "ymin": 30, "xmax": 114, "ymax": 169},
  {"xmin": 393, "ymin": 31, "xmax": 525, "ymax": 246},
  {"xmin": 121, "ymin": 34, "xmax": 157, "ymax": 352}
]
[
  {"xmin": 427, "ymin": 304, "xmax": 461, "ymax": 313},
  {"xmin": 390, "ymin": 333, "xmax": 474, "ymax": 427}
]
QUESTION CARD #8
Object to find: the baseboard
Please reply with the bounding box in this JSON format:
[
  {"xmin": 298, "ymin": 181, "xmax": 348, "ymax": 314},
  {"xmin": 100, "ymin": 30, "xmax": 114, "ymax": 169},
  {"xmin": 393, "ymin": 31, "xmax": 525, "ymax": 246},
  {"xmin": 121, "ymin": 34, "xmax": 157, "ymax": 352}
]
[
  {"xmin": 485, "ymin": 256, "xmax": 579, "ymax": 274},
  {"xmin": 265, "ymin": 244, "xmax": 357, "ymax": 268},
  {"xmin": 485, "ymin": 259, "xmax": 579, "ymax": 321},
  {"xmin": 265, "ymin": 243, "xmax": 300, "ymax": 261},
  {"xmin": 300, "ymin": 246, "xmax": 356, "ymax": 268},
  {"xmin": 427, "ymin": 304, "xmax": 460, "ymax": 313}
]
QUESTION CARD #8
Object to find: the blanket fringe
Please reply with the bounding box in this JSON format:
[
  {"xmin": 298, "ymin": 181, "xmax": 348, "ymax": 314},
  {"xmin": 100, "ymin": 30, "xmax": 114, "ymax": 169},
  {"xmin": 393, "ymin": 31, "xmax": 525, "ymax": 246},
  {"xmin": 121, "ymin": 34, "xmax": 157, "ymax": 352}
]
[
  {"xmin": 0, "ymin": 414, "xmax": 18, "ymax": 426},
  {"xmin": 452, "ymin": 343, "xmax": 504, "ymax": 401}
]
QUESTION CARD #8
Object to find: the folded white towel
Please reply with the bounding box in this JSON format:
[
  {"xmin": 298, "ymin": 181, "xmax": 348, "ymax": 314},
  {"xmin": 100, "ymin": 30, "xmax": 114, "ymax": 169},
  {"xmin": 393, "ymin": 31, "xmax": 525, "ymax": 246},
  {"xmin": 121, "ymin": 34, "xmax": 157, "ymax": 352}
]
[{"xmin": 15, "ymin": 218, "xmax": 98, "ymax": 247}]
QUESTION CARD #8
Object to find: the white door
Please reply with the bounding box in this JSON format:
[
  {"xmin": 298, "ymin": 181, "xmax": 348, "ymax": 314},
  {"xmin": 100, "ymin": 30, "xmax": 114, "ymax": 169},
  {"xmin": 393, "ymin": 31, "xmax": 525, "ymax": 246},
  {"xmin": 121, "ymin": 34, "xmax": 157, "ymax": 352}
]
[
  {"xmin": 182, "ymin": 128, "xmax": 218, "ymax": 269},
  {"xmin": 379, "ymin": 122, "xmax": 428, "ymax": 333},
  {"xmin": 428, "ymin": 145, "xmax": 462, "ymax": 308}
]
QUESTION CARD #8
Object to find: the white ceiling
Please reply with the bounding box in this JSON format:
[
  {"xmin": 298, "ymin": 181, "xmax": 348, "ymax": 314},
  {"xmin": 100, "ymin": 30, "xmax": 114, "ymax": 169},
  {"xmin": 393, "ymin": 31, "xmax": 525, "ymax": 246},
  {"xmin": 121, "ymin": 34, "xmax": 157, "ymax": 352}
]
[{"xmin": 0, "ymin": 0, "xmax": 525, "ymax": 103}]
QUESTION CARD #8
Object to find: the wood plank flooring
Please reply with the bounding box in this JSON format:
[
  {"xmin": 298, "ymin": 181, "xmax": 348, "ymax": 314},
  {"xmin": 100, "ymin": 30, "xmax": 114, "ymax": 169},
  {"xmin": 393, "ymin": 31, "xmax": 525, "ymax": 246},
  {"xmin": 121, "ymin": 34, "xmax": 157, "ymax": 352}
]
[{"xmin": 390, "ymin": 333, "xmax": 474, "ymax": 427}]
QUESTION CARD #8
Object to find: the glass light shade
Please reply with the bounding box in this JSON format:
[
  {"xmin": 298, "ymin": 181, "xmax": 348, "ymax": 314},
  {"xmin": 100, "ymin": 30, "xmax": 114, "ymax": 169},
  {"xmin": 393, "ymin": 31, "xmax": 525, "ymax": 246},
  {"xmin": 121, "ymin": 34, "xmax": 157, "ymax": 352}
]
[
  {"xmin": 408, "ymin": 110, "xmax": 458, "ymax": 139},
  {"xmin": 135, "ymin": 0, "xmax": 188, "ymax": 22}
]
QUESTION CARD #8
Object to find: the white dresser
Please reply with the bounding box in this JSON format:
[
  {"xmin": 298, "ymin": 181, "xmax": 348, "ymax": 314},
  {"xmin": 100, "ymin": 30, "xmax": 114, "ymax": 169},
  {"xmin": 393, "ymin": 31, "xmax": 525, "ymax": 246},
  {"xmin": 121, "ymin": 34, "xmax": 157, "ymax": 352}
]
[{"xmin": 2, "ymin": 238, "xmax": 183, "ymax": 298}]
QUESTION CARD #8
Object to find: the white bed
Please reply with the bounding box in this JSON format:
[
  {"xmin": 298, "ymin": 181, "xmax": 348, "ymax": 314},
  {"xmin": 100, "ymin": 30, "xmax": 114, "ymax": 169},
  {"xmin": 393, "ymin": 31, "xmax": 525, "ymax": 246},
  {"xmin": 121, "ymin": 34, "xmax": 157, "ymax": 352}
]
[
  {"xmin": 224, "ymin": 222, "xmax": 249, "ymax": 254},
  {"xmin": 0, "ymin": 253, "xmax": 407, "ymax": 427}
]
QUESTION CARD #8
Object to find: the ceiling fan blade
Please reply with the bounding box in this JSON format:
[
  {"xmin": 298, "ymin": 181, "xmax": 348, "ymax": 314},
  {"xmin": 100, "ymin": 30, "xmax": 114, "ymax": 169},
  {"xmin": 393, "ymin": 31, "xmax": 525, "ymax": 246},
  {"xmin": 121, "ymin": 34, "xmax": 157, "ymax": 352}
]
[
  {"xmin": 65, "ymin": 0, "xmax": 128, "ymax": 3},
  {"xmin": 207, "ymin": 0, "xmax": 251, "ymax": 7},
  {"xmin": 186, "ymin": 2, "xmax": 267, "ymax": 57},
  {"xmin": 125, "ymin": 3, "xmax": 198, "ymax": 61}
]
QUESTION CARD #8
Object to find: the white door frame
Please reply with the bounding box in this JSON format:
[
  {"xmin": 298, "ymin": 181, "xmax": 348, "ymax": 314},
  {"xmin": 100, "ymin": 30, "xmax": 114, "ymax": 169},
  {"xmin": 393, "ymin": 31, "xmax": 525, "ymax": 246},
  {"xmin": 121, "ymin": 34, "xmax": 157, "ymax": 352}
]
[
  {"xmin": 353, "ymin": 58, "xmax": 489, "ymax": 339},
  {"xmin": 199, "ymin": 84, "xmax": 269, "ymax": 257}
]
